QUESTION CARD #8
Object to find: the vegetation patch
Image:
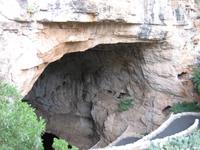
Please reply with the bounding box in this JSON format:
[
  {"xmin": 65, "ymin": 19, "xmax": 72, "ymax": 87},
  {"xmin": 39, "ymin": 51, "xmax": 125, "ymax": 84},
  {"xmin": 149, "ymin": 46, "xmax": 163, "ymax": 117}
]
[
  {"xmin": 0, "ymin": 81, "xmax": 21, "ymax": 100},
  {"xmin": 0, "ymin": 81, "xmax": 45, "ymax": 150},
  {"xmin": 149, "ymin": 129, "xmax": 200, "ymax": 150},
  {"xmin": 53, "ymin": 138, "xmax": 78, "ymax": 150},
  {"xmin": 170, "ymin": 102, "xmax": 200, "ymax": 114},
  {"xmin": 0, "ymin": 81, "xmax": 79, "ymax": 150},
  {"xmin": 192, "ymin": 68, "xmax": 200, "ymax": 94},
  {"xmin": 118, "ymin": 98, "xmax": 134, "ymax": 112}
]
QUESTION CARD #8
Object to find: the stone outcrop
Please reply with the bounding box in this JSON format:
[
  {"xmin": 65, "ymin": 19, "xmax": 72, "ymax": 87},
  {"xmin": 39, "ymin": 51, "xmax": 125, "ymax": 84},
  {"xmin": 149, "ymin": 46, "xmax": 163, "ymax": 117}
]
[
  {"xmin": 97, "ymin": 112, "xmax": 200, "ymax": 150},
  {"xmin": 0, "ymin": 0, "xmax": 177, "ymax": 95},
  {"xmin": 1, "ymin": 0, "xmax": 200, "ymax": 149}
]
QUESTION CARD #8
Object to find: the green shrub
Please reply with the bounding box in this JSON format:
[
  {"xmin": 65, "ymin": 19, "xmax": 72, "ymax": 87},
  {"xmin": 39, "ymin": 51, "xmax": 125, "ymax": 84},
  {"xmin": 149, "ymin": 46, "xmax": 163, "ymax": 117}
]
[
  {"xmin": 170, "ymin": 102, "xmax": 200, "ymax": 114},
  {"xmin": 192, "ymin": 68, "xmax": 200, "ymax": 94},
  {"xmin": 0, "ymin": 81, "xmax": 21, "ymax": 100},
  {"xmin": 53, "ymin": 138, "xmax": 79, "ymax": 150},
  {"xmin": 149, "ymin": 129, "xmax": 200, "ymax": 150},
  {"xmin": 118, "ymin": 98, "xmax": 134, "ymax": 112},
  {"xmin": 0, "ymin": 81, "xmax": 79, "ymax": 150},
  {"xmin": 0, "ymin": 81, "xmax": 46, "ymax": 150}
]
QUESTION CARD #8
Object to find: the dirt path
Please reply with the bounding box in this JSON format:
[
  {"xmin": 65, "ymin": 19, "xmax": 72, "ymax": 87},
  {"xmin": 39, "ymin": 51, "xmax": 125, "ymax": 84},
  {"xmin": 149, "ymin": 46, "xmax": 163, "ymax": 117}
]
[
  {"xmin": 151, "ymin": 115, "xmax": 200, "ymax": 140},
  {"xmin": 114, "ymin": 115, "xmax": 200, "ymax": 146}
]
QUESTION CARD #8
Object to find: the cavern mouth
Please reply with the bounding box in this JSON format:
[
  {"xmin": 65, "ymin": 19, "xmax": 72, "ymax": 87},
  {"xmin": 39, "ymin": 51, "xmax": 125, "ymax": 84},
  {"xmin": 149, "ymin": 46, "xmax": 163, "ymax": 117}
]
[
  {"xmin": 42, "ymin": 132, "xmax": 74, "ymax": 150},
  {"xmin": 24, "ymin": 43, "xmax": 149, "ymax": 149},
  {"xmin": 42, "ymin": 132, "xmax": 58, "ymax": 150}
]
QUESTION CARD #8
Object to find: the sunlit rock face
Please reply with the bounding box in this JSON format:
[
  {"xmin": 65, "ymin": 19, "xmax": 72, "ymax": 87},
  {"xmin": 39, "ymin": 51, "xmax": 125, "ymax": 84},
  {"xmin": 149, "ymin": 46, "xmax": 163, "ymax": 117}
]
[
  {"xmin": 0, "ymin": 0, "xmax": 189, "ymax": 95},
  {"xmin": 1, "ymin": 0, "xmax": 200, "ymax": 149}
]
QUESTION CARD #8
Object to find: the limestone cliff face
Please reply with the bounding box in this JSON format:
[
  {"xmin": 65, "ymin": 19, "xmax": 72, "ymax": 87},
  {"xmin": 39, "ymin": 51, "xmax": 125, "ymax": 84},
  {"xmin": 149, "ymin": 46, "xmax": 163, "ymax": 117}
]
[
  {"xmin": 0, "ymin": 0, "xmax": 198, "ymax": 95},
  {"xmin": 1, "ymin": 0, "xmax": 200, "ymax": 149},
  {"xmin": 0, "ymin": 0, "xmax": 175, "ymax": 95}
]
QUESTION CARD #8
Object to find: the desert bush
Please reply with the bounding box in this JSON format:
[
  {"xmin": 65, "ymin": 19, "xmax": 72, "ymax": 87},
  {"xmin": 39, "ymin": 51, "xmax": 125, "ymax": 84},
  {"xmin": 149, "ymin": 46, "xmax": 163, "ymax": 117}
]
[
  {"xmin": 0, "ymin": 81, "xmax": 79, "ymax": 150},
  {"xmin": 53, "ymin": 138, "xmax": 79, "ymax": 150},
  {"xmin": 0, "ymin": 81, "xmax": 45, "ymax": 150},
  {"xmin": 149, "ymin": 129, "xmax": 200, "ymax": 150},
  {"xmin": 170, "ymin": 102, "xmax": 200, "ymax": 114},
  {"xmin": 192, "ymin": 68, "xmax": 200, "ymax": 94},
  {"xmin": 0, "ymin": 81, "xmax": 21, "ymax": 100},
  {"xmin": 118, "ymin": 97, "xmax": 134, "ymax": 112}
]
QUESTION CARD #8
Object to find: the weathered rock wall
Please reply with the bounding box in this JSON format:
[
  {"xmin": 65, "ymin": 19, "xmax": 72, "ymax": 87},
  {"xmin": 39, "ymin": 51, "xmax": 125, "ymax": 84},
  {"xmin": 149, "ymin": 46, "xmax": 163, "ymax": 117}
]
[
  {"xmin": 25, "ymin": 42, "xmax": 197, "ymax": 149},
  {"xmin": 1, "ymin": 0, "xmax": 200, "ymax": 149},
  {"xmin": 0, "ymin": 0, "xmax": 181, "ymax": 95}
]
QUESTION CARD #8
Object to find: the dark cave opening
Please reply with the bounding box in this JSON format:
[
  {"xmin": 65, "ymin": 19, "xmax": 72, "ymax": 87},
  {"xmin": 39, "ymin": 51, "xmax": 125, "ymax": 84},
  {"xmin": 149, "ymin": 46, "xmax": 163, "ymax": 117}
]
[
  {"xmin": 42, "ymin": 132, "xmax": 58, "ymax": 150},
  {"xmin": 162, "ymin": 105, "xmax": 172, "ymax": 115},
  {"xmin": 177, "ymin": 72, "xmax": 187, "ymax": 80},
  {"xmin": 42, "ymin": 132, "xmax": 73, "ymax": 150},
  {"xmin": 162, "ymin": 105, "xmax": 172, "ymax": 112},
  {"xmin": 24, "ymin": 43, "xmax": 149, "ymax": 149}
]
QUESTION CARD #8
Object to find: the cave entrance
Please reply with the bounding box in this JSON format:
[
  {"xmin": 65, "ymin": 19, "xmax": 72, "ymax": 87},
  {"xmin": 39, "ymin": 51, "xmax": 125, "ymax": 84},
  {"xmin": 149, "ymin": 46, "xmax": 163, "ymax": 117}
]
[
  {"xmin": 24, "ymin": 43, "xmax": 148, "ymax": 149},
  {"xmin": 42, "ymin": 132, "xmax": 58, "ymax": 150},
  {"xmin": 42, "ymin": 132, "xmax": 73, "ymax": 150}
]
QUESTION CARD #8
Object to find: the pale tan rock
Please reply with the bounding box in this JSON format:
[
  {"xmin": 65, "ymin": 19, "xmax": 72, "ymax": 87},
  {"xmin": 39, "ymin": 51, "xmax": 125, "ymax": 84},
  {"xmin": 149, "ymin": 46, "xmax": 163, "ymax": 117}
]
[{"xmin": 1, "ymin": 0, "xmax": 200, "ymax": 149}]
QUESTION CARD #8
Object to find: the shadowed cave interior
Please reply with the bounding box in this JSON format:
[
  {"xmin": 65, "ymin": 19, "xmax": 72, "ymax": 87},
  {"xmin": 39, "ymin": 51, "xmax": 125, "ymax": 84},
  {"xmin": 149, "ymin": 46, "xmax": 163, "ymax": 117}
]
[
  {"xmin": 24, "ymin": 43, "xmax": 150, "ymax": 149},
  {"xmin": 42, "ymin": 132, "xmax": 73, "ymax": 150},
  {"xmin": 42, "ymin": 133, "xmax": 58, "ymax": 150}
]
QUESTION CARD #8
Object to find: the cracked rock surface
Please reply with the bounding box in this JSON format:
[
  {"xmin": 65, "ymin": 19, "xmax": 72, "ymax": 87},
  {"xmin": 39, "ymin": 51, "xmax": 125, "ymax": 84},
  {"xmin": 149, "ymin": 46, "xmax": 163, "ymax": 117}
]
[
  {"xmin": 1, "ymin": 0, "xmax": 200, "ymax": 149},
  {"xmin": 25, "ymin": 43, "xmax": 195, "ymax": 149}
]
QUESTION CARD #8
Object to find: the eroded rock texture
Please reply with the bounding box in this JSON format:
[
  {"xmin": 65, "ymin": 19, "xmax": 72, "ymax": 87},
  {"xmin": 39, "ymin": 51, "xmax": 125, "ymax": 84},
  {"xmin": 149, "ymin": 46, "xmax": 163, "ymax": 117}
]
[
  {"xmin": 0, "ymin": 0, "xmax": 182, "ymax": 95},
  {"xmin": 1, "ymin": 0, "xmax": 200, "ymax": 149},
  {"xmin": 25, "ymin": 42, "xmax": 192, "ymax": 149}
]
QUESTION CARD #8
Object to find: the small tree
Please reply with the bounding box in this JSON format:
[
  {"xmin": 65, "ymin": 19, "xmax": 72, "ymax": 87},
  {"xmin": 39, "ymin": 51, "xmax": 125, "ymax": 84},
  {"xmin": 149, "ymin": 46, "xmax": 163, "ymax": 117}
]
[
  {"xmin": 0, "ymin": 81, "xmax": 79, "ymax": 150},
  {"xmin": 0, "ymin": 81, "xmax": 45, "ymax": 150}
]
